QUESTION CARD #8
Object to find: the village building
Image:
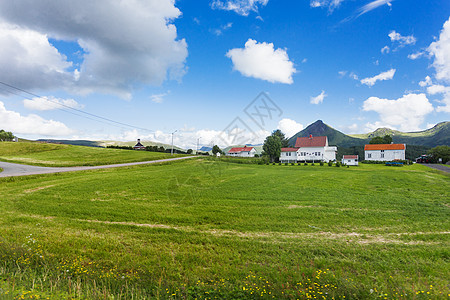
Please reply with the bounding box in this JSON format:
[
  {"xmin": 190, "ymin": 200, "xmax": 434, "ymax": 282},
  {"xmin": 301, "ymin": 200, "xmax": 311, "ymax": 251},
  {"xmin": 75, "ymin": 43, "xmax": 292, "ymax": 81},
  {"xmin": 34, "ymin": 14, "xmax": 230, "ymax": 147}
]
[
  {"xmin": 133, "ymin": 139, "xmax": 146, "ymax": 150},
  {"xmin": 342, "ymin": 155, "xmax": 358, "ymax": 166},
  {"xmin": 227, "ymin": 146, "xmax": 256, "ymax": 157},
  {"xmin": 364, "ymin": 144, "xmax": 406, "ymax": 161},
  {"xmin": 280, "ymin": 135, "xmax": 337, "ymax": 163}
]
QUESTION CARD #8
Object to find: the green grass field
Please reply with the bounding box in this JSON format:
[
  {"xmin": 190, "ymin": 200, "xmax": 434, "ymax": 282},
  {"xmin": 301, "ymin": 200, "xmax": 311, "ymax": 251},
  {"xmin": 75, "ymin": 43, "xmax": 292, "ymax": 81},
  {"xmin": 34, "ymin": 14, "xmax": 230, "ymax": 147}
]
[
  {"xmin": 0, "ymin": 154, "xmax": 448, "ymax": 299},
  {"xmin": 0, "ymin": 142, "xmax": 181, "ymax": 167}
]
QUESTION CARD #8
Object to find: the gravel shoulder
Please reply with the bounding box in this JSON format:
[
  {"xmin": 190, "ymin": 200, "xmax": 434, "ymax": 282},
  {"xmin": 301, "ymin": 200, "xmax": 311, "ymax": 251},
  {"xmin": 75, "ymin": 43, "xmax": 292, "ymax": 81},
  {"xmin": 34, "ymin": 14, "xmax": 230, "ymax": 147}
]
[
  {"xmin": 419, "ymin": 163, "xmax": 450, "ymax": 173},
  {"xmin": 0, "ymin": 156, "xmax": 196, "ymax": 178}
]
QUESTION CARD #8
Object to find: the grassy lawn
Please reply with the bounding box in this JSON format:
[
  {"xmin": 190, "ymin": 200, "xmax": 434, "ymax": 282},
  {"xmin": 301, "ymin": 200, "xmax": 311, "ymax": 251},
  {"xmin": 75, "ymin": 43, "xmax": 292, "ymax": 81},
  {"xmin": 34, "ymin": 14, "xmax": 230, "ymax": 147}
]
[
  {"xmin": 0, "ymin": 142, "xmax": 183, "ymax": 167},
  {"xmin": 0, "ymin": 159, "xmax": 449, "ymax": 299}
]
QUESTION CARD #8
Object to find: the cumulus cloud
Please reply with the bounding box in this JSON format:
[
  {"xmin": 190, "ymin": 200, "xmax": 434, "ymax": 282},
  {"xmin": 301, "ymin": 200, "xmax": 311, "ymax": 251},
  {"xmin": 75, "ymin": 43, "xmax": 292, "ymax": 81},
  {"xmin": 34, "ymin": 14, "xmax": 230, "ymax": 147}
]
[
  {"xmin": 0, "ymin": 0, "xmax": 188, "ymax": 98},
  {"xmin": 277, "ymin": 118, "xmax": 304, "ymax": 138},
  {"xmin": 388, "ymin": 30, "xmax": 416, "ymax": 46},
  {"xmin": 418, "ymin": 75, "xmax": 450, "ymax": 113},
  {"xmin": 408, "ymin": 51, "xmax": 424, "ymax": 60},
  {"xmin": 360, "ymin": 69, "xmax": 396, "ymax": 86},
  {"xmin": 428, "ymin": 17, "xmax": 450, "ymax": 83},
  {"xmin": 310, "ymin": 91, "xmax": 327, "ymax": 104},
  {"xmin": 309, "ymin": 0, "xmax": 346, "ymax": 13},
  {"xmin": 150, "ymin": 92, "xmax": 169, "ymax": 104},
  {"xmin": 362, "ymin": 93, "xmax": 434, "ymax": 131},
  {"xmin": 226, "ymin": 39, "xmax": 296, "ymax": 84},
  {"xmin": 0, "ymin": 101, "xmax": 73, "ymax": 136},
  {"xmin": 211, "ymin": 0, "xmax": 268, "ymax": 16},
  {"xmin": 23, "ymin": 96, "xmax": 83, "ymax": 111},
  {"xmin": 419, "ymin": 76, "xmax": 432, "ymax": 87},
  {"xmin": 381, "ymin": 46, "xmax": 390, "ymax": 54}
]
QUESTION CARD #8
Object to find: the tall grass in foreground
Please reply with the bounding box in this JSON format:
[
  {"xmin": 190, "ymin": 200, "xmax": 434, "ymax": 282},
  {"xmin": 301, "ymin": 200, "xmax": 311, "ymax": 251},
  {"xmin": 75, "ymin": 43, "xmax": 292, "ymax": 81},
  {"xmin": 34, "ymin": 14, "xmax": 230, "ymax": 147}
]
[{"xmin": 0, "ymin": 160, "xmax": 448, "ymax": 299}]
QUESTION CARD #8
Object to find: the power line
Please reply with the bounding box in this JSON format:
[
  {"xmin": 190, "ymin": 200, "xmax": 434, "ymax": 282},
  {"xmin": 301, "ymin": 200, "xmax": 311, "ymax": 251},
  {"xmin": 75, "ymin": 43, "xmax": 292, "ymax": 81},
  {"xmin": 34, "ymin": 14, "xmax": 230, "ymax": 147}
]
[{"xmin": 0, "ymin": 81, "xmax": 155, "ymax": 133}]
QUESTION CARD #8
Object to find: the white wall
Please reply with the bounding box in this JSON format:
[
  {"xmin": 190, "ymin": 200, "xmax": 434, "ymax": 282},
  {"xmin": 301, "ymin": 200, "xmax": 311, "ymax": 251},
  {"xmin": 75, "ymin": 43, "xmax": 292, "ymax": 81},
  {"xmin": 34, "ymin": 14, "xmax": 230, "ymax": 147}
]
[
  {"xmin": 280, "ymin": 151, "xmax": 297, "ymax": 163},
  {"xmin": 365, "ymin": 150, "xmax": 405, "ymax": 161}
]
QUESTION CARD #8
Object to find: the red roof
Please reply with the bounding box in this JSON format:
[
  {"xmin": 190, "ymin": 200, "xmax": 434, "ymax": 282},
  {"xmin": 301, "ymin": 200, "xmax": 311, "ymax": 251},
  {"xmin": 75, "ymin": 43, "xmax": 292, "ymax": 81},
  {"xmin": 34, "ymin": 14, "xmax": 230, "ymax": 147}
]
[
  {"xmin": 281, "ymin": 147, "xmax": 299, "ymax": 152},
  {"xmin": 343, "ymin": 155, "xmax": 358, "ymax": 159},
  {"xmin": 295, "ymin": 136, "xmax": 327, "ymax": 148},
  {"xmin": 364, "ymin": 144, "xmax": 405, "ymax": 151},
  {"xmin": 228, "ymin": 146, "xmax": 254, "ymax": 153}
]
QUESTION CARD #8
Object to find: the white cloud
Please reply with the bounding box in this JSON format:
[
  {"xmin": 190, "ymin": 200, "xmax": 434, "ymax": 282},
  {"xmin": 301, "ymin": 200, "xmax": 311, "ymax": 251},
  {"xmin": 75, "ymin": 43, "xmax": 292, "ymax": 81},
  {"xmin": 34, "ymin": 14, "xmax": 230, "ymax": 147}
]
[
  {"xmin": 428, "ymin": 17, "xmax": 450, "ymax": 83},
  {"xmin": 310, "ymin": 0, "xmax": 346, "ymax": 12},
  {"xmin": 408, "ymin": 51, "xmax": 424, "ymax": 60},
  {"xmin": 362, "ymin": 93, "xmax": 434, "ymax": 131},
  {"xmin": 427, "ymin": 84, "xmax": 449, "ymax": 95},
  {"xmin": 419, "ymin": 76, "xmax": 432, "ymax": 87},
  {"xmin": 277, "ymin": 118, "xmax": 304, "ymax": 138},
  {"xmin": 338, "ymin": 70, "xmax": 347, "ymax": 77},
  {"xmin": 0, "ymin": 0, "xmax": 188, "ymax": 98},
  {"xmin": 23, "ymin": 96, "xmax": 83, "ymax": 111},
  {"xmin": 388, "ymin": 30, "xmax": 416, "ymax": 46},
  {"xmin": 360, "ymin": 69, "xmax": 396, "ymax": 86},
  {"xmin": 340, "ymin": 123, "xmax": 359, "ymax": 134},
  {"xmin": 357, "ymin": 0, "xmax": 392, "ymax": 17},
  {"xmin": 150, "ymin": 92, "xmax": 168, "ymax": 104},
  {"xmin": 214, "ymin": 22, "xmax": 233, "ymax": 36},
  {"xmin": 211, "ymin": 0, "xmax": 268, "ymax": 16},
  {"xmin": 0, "ymin": 101, "xmax": 73, "ymax": 136},
  {"xmin": 310, "ymin": 90, "xmax": 327, "ymax": 104},
  {"xmin": 226, "ymin": 39, "xmax": 296, "ymax": 84},
  {"xmin": 381, "ymin": 46, "xmax": 390, "ymax": 54}
]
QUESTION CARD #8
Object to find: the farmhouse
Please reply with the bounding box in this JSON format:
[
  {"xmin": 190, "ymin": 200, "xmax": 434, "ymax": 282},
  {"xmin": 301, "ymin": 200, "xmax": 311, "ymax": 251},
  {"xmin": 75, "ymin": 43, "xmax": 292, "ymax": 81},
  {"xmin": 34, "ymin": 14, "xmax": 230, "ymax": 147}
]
[
  {"xmin": 227, "ymin": 146, "xmax": 256, "ymax": 157},
  {"xmin": 280, "ymin": 135, "xmax": 337, "ymax": 163},
  {"xmin": 342, "ymin": 155, "xmax": 358, "ymax": 166},
  {"xmin": 133, "ymin": 139, "xmax": 145, "ymax": 150},
  {"xmin": 364, "ymin": 144, "xmax": 406, "ymax": 161}
]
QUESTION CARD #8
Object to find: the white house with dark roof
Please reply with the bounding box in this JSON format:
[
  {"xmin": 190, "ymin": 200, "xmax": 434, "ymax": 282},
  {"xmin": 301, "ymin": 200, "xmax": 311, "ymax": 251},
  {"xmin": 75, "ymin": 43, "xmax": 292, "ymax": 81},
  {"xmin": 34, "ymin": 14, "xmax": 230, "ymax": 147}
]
[
  {"xmin": 227, "ymin": 146, "xmax": 256, "ymax": 157},
  {"xmin": 133, "ymin": 139, "xmax": 145, "ymax": 150},
  {"xmin": 364, "ymin": 144, "xmax": 406, "ymax": 161},
  {"xmin": 342, "ymin": 155, "xmax": 358, "ymax": 166},
  {"xmin": 280, "ymin": 135, "xmax": 337, "ymax": 163}
]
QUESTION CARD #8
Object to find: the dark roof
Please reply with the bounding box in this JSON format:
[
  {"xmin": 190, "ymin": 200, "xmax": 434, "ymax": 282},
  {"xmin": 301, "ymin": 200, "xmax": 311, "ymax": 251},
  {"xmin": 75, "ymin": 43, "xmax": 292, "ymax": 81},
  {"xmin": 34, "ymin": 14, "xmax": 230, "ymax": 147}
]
[{"xmin": 295, "ymin": 136, "xmax": 327, "ymax": 148}]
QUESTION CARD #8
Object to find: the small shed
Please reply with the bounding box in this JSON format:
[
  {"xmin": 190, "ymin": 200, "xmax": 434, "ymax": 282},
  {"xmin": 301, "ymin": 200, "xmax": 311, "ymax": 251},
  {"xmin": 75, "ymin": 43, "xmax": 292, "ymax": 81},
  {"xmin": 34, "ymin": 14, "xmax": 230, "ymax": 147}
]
[
  {"xmin": 133, "ymin": 139, "xmax": 146, "ymax": 150},
  {"xmin": 342, "ymin": 155, "xmax": 358, "ymax": 166}
]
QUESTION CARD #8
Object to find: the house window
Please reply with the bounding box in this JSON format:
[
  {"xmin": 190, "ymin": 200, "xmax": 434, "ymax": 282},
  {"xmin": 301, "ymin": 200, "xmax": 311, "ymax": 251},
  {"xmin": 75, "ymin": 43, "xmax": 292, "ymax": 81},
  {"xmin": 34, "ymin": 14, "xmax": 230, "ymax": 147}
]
[
  {"xmin": 381, "ymin": 153, "xmax": 384, "ymax": 158},
  {"xmin": 381, "ymin": 150, "xmax": 385, "ymax": 152},
  {"xmin": 368, "ymin": 153, "xmax": 372, "ymax": 158}
]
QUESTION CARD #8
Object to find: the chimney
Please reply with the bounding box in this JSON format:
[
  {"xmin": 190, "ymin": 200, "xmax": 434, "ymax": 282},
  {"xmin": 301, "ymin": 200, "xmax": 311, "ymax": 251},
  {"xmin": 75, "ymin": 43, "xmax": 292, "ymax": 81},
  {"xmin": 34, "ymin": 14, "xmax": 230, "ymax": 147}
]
[
  {"xmin": 137, "ymin": 139, "xmax": 140, "ymax": 143},
  {"xmin": 309, "ymin": 134, "xmax": 312, "ymax": 139}
]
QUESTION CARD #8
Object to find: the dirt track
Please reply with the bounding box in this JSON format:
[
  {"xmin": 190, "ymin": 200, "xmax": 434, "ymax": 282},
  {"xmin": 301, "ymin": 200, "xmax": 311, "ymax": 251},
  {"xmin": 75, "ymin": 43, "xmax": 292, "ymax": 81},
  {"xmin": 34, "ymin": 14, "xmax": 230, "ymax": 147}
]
[{"xmin": 0, "ymin": 156, "xmax": 196, "ymax": 178}]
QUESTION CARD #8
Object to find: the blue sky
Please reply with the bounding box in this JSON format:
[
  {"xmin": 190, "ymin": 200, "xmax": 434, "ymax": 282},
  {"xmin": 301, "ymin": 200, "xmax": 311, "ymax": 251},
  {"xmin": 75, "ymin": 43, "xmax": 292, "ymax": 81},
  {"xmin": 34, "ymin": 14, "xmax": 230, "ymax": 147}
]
[{"xmin": 0, "ymin": 0, "xmax": 449, "ymax": 148}]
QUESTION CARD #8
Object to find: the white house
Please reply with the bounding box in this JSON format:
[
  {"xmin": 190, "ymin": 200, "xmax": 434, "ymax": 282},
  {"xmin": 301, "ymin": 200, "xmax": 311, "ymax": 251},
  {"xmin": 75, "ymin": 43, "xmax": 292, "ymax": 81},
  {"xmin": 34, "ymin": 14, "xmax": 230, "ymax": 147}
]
[
  {"xmin": 342, "ymin": 155, "xmax": 358, "ymax": 166},
  {"xmin": 280, "ymin": 148, "xmax": 299, "ymax": 163},
  {"xmin": 280, "ymin": 135, "xmax": 337, "ymax": 163},
  {"xmin": 227, "ymin": 146, "xmax": 256, "ymax": 157},
  {"xmin": 364, "ymin": 144, "xmax": 406, "ymax": 161}
]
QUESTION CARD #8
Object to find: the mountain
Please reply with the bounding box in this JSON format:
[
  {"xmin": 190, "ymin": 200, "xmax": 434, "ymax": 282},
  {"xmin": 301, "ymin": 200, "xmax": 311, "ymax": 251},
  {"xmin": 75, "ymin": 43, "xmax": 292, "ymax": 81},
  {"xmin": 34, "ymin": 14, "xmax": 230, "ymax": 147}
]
[
  {"xmin": 288, "ymin": 120, "xmax": 364, "ymax": 147},
  {"xmin": 288, "ymin": 120, "xmax": 450, "ymax": 148}
]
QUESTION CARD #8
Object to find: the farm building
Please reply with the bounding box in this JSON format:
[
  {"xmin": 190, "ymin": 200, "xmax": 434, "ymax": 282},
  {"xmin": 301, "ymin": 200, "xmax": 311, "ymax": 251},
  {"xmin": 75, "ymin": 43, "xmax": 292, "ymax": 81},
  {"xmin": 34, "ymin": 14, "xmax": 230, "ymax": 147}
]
[
  {"xmin": 364, "ymin": 144, "xmax": 406, "ymax": 161},
  {"xmin": 227, "ymin": 146, "xmax": 256, "ymax": 157},
  {"xmin": 342, "ymin": 155, "xmax": 358, "ymax": 166},
  {"xmin": 280, "ymin": 135, "xmax": 337, "ymax": 163},
  {"xmin": 133, "ymin": 139, "xmax": 146, "ymax": 150}
]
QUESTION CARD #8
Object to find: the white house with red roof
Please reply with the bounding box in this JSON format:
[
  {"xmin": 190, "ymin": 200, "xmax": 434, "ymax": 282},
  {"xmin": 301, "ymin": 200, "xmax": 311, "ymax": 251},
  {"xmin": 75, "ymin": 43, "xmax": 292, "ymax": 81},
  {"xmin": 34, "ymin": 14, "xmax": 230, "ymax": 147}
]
[
  {"xmin": 227, "ymin": 146, "xmax": 256, "ymax": 157},
  {"xmin": 280, "ymin": 135, "xmax": 337, "ymax": 163},
  {"xmin": 342, "ymin": 155, "xmax": 358, "ymax": 166},
  {"xmin": 364, "ymin": 144, "xmax": 405, "ymax": 161},
  {"xmin": 133, "ymin": 139, "xmax": 145, "ymax": 150}
]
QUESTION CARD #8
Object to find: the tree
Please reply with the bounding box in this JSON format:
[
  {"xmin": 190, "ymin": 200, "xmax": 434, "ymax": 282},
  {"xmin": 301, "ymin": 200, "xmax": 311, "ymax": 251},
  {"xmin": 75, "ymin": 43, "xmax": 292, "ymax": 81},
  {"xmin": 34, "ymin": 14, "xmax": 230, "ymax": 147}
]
[
  {"xmin": 369, "ymin": 135, "xmax": 392, "ymax": 144},
  {"xmin": 0, "ymin": 130, "xmax": 14, "ymax": 141},
  {"xmin": 212, "ymin": 145, "xmax": 222, "ymax": 155},
  {"xmin": 263, "ymin": 135, "xmax": 281, "ymax": 163},
  {"xmin": 272, "ymin": 129, "xmax": 289, "ymax": 147},
  {"xmin": 187, "ymin": 149, "xmax": 193, "ymax": 154},
  {"xmin": 427, "ymin": 145, "xmax": 450, "ymax": 164}
]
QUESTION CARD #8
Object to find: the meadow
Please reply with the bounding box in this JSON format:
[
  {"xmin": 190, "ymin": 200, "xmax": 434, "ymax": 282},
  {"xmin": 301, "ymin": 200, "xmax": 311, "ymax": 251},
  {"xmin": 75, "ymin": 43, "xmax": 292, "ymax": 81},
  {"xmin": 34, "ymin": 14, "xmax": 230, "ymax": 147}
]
[
  {"xmin": 0, "ymin": 142, "xmax": 179, "ymax": 167},
  {"xmin": 0, "ymin": 151, "xmax": 449, "ymax": 299}
]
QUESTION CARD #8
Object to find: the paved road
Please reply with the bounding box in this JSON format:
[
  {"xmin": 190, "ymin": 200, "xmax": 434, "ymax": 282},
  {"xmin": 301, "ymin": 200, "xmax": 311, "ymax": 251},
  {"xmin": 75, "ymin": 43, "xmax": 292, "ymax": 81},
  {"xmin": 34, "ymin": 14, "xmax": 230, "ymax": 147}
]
[
  {"xmin": 0, "ymin": 156, "xmax": 196, "ymax": 178},
  {"xmin": 420, "ymin": 163, "xmax": 450, "ymax": 173}
]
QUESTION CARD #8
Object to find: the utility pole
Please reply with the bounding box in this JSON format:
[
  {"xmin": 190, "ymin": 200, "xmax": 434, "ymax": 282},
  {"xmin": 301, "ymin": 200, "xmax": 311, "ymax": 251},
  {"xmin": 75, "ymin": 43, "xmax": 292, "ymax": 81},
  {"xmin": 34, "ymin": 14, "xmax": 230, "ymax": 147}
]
[
  {"xmin": 197, "ymin": 137, "xmax": 201, "ymax": 155},
  {"xmin": 171, "ymin": 130, "xmax": 177, "ymax": 155}
]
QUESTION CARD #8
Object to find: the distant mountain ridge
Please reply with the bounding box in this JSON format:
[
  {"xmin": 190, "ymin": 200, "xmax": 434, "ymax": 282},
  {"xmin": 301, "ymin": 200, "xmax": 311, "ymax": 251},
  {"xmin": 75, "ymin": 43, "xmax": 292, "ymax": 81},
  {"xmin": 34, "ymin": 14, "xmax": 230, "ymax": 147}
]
[{"xmin": 288, "ymin": 120, "xmax": 449, "ymax": 148}]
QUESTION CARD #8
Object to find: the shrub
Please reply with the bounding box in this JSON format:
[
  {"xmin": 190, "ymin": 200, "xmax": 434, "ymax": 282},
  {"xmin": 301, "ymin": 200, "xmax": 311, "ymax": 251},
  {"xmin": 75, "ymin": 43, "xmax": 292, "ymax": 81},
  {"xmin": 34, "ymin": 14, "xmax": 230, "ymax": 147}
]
[
  {"xmin": 285, "ymin": 162, "xmax": 288, "ymax": 166},
  {"xmin": 272, "ymin": 162, "xmax": 275, "ymax": 165},
  {"xmin": 304, "ymin": 162, "xmax": 308, "ymax": 166},
  {"xmin": 336, "ymin": 161, "xmax": 341, "ymax": 167},
  {"xmin": 291, "ymin": 162, "xmax": 295, "ymax": 166},
  {"xmin": 298, "ymin": 162, "xmax": 301, "ymax": 166},
  {"xmin": 278, "ymin": 162, "xmax": 282, "ymax": 165},
  {"xmin": 311, "ymin": 163, "xmax": 315, "ymax": 166},
  {"xmin": 328, "ymin": 161, "xmax": 333, "ymax": 167},
  {"xmin": 320, "ymin": 161, "xmax": 324, "ymax": 166},
  {"xmin": 347, "ymin": 165, "xmax": 349, "ymax": 168}
]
